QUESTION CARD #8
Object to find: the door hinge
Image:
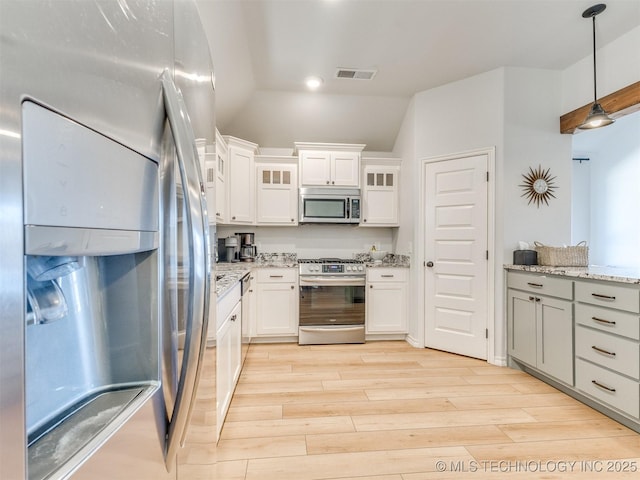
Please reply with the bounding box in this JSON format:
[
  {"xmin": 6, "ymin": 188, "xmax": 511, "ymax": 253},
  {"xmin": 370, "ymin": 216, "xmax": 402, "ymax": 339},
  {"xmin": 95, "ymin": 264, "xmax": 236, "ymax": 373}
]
[{"xmin": 485, "ymin": 328, "xmax": 489, "ymax": 339}]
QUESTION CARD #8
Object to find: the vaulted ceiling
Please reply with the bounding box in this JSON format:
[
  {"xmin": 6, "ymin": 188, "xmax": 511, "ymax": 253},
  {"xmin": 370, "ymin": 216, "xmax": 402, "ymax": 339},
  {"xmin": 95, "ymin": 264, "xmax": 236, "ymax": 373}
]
[{"xmin": 196, "ymin": 0, "xmax": 640, "ymax": 151}]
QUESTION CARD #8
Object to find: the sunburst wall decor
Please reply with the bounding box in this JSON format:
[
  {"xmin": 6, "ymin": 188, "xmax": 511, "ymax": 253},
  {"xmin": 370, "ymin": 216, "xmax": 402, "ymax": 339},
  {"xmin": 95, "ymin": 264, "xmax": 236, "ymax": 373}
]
[{"xmin": 520, "ymin": 165, "xmax": 557, "ymax": 207}]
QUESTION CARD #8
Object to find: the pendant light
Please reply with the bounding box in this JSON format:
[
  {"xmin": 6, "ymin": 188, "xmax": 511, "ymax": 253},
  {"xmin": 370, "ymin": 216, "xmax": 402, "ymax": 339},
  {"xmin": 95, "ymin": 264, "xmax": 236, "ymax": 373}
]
[{"xmin": 578, "ymin": 4, "xmax": 614, "ymax": 130}]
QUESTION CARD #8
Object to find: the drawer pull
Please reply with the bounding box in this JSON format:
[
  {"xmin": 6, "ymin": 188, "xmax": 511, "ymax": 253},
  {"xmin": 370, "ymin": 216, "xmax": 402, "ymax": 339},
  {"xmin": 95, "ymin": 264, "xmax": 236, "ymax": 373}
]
[
  {"xmin": 591, "ymin": 345, "xmax": 616, "ymax": 357},
  {"xmin": 592, "ymin": 316, "xmax": 616, "ymax": 326},
  {"xmin": 591, "ymin": 293, "xmax": 616, "ymax": 301},
  {"xmin": 381, "ymin": 275, "xmax": 394, "ymax": 278},
  {"xmin": 269, "ymin": 275, "xmax": 284, "ymax": 278},
  {"xmin": 591, "ymin": 380, "xmax": 616, "ymax": 393},
  {"xmin": 527, "ymin": 282, "xmax": 543, "ymax": 288}
]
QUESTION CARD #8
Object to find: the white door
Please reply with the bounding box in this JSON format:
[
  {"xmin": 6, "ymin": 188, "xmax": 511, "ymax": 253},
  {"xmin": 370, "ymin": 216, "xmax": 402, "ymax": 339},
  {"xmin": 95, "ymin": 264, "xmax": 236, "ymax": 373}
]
[{"xmin": 424, "ymin": 154, "xmax": 488, "ymax": 359}]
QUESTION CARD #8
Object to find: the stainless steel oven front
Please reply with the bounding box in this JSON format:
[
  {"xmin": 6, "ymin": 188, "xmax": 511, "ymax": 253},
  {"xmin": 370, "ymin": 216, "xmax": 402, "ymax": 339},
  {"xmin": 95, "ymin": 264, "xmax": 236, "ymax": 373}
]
[{"xmin": 298, "ymin": 259, "xmax": 365, "ymax": 345}]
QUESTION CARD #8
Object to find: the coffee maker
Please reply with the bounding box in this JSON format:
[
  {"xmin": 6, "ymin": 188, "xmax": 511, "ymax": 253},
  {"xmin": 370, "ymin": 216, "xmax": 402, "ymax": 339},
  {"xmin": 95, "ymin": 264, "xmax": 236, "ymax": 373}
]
[
  {"xmin": 224, "ymin": 235, "xmax": 240, "ymax": 262},
  {"xmin": 236, "ymin": 232, "xmax": 257, "ymax": 262}
]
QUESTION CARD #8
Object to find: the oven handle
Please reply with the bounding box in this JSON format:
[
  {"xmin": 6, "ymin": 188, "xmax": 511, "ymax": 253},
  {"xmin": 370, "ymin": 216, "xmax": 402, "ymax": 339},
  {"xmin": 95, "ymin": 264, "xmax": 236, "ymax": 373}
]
[
  {"xmin": 299, "ymin": 276, "xmax": 366, "ymax": 286},
  {"xmin": 299, "ymin": 326, "xmax": 365, "ymax": 333}
]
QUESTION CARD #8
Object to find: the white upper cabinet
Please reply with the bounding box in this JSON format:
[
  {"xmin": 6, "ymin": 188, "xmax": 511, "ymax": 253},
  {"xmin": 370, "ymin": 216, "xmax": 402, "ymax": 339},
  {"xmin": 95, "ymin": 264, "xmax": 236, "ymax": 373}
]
[
  {"xmin": 361, "ymin": 158, "xmax": 401, "ymax": 227},
  {"xmin": 296, "ymin": 142, "xmax": 364, "ymax": 187},
  {"xmin": 204, "ymin": 152, "xmax": 216, "ymax": 225},
  {"xmin": 214, "ymin": 130, "xmax": 227, "ymax": 223},
  {"xmin": 224, "ymin": 136, "xmax": 258, "ymax": 225},
  {"xmin": 255, "ymin": 156, "xmax": 298, "ymax": 226}
]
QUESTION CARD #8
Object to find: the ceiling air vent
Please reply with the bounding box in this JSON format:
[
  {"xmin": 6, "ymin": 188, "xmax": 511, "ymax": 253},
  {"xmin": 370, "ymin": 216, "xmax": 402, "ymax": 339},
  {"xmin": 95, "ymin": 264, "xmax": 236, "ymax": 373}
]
[{"xmin": 335, "ymin": 68, "xmax": 377, "ymax": 80}]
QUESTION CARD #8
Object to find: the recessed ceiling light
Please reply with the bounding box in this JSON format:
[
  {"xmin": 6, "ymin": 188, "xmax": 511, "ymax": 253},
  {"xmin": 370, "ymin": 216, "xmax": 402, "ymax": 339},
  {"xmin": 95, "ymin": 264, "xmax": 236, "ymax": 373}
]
[{"xmin": 305, "ymin": 76, "xmax": 323, "ymax": 90}]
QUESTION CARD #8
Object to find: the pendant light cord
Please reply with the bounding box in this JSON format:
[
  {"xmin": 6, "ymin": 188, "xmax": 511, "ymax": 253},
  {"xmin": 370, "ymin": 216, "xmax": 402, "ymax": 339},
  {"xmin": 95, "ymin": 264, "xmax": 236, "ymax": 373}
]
[{"xmin": 592, "ymin": 15, "xmax": 598, "ymax": 103}]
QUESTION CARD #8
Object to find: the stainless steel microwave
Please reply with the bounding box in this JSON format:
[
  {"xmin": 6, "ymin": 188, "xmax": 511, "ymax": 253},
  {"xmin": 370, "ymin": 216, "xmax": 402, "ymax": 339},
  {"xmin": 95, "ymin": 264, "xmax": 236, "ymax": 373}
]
[{"xmin": 299, "ymin": 187, "xmax": 361, "ymax": 224}]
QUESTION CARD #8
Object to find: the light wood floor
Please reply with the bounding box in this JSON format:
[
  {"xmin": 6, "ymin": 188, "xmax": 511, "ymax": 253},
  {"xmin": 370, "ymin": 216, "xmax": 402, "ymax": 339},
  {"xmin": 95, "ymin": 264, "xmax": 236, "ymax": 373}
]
[{"xmin": 193, "ymin": 341, "xmax": 640, "ymax": 479}]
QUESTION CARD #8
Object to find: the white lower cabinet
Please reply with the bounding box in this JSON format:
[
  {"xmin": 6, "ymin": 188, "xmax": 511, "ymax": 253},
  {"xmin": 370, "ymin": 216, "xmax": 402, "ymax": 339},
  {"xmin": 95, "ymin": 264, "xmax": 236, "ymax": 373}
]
[
  {"xmin": 366, "ymin": 268, "xmax": 407, "ymax": 334},
  {"xmin": 216, "ymin": 285, "xmax": 242, "ymax": 439},
  {"xmin": 255, "ymin": 268, "xmax": 298, "ymax": 337}
]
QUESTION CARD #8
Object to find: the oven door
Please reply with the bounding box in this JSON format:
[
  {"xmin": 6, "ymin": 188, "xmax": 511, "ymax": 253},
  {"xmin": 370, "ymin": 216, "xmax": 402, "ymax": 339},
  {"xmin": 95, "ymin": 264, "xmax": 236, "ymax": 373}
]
[{"xmin": 299, "ymin": 276, "xmax": 365, "ymax": 327}]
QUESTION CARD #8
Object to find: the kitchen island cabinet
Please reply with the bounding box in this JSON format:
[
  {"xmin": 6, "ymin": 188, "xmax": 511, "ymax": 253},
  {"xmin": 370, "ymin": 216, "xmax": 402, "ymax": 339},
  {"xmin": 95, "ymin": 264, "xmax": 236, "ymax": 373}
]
[
  {"xmin": 574, "ymin": 278, "xmax": 640, "ymax": 420},
  {"xmin": 507, "ymin": 271, "xmax": 574, "ymax": 386},
  {"xmin": 505, "ymin": 265, "xmax": 640, "ymax": 433}
]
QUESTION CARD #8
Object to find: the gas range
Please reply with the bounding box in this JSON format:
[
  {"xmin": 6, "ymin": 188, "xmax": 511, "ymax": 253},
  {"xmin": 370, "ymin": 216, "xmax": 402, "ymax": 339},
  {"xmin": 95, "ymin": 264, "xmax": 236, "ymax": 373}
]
[
  {"xmin": 298, "ymin": 258, "xmax": 365, "ymax": 276},
  {"xmin": 298, "ymin": 257, "xmax": 366, "ymax": 345}
]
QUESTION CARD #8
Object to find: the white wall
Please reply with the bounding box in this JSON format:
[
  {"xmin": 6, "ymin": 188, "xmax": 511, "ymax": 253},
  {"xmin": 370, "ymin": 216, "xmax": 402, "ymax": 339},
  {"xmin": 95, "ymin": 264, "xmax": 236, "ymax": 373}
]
[
  {"xmin": 391, "ymin": 98, "xmax": 416, "ymax": 257},
  {"xmin": 394, "ymin": 66, "xmax": 573, "ymax": 363},
  {"xmin": 562, "ymin": 26, "xmax": 640, "ymax": 113},
  {"xmin": 503, "ymin": 67, "xmax": 573, "ymax": 254},
  {"xmin": 395, "ymin": 68, "xmax": 505, "ymax": 353},
  {"xmin": 572, "ymin": 112, "xmax": 640, "ymax": 267},
  {"xmin": 571, "ymin": 159, "xmax": 591, "ymax": 245},
  {"xmin": 216, "ymin": 225, "xmax": 394, "ymax": 260},
  {"xmin": 566, "ymin": 24, "xmax": 640, "ymax": 268}
]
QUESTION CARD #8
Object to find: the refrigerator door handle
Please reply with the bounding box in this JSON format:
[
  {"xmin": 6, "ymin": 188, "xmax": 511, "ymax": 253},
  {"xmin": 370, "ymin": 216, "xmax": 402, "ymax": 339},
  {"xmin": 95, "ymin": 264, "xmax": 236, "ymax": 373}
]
[{"xmin": 160, "ymin": 69, "xmax": 211, "ymax": 470}]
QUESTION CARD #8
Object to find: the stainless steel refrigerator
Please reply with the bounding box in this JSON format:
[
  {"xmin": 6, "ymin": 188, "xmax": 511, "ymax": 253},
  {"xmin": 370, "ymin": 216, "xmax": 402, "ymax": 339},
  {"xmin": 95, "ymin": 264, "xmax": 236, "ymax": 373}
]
[{"xmin": 0, "ymin": 1, "xmax": 216, "ymax": 478}]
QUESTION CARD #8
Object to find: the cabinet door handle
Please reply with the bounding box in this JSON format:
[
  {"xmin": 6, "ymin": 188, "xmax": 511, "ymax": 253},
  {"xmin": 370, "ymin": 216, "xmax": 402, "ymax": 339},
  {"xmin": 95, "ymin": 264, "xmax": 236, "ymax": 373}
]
[
  {"xmin": 528, "ymin": 296, "xmax": 535, "ymax": 301},
  {"xmin": 231, "ymin": 314, "xmax": 237, "ymax": 322},
  {"xmin": 591, "ymin": 345, "xmax": 616, "ymax": 357},
  {"xmin": 535, "ymin": 297, "xmax": 541, "ymax": 302},
  {"xmin": 290, "ymin": 285, "xmax": 295, "ymax": 290},
  {"xmin": 527, "ymin": 282, "xmax": 543, "ymax": 288},
  {"xmin": 370, "ymin": 285, "xmax": 373, "ymax": 289},
  {"xmin": 232, "ymin": 216, "xmax": 236, "ymax": 220},
  {"xmin": 592, "ymin": 316, "xmax": 616, "ymax": 326},
  {"xmin": 591, "ymin": 380, "xmax": 616, "ymax": 392},
  {"xmin": 326, "ymin": 180, "xmax": 330, "ymax": 185},
  {"xmin": 591, "ymin": 293, "xmax": 616, "ymax": 301}
]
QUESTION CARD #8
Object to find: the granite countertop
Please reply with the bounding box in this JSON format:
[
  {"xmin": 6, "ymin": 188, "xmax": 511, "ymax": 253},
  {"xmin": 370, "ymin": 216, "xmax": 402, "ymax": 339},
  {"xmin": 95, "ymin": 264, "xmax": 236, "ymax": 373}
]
[
  {"xmin": 215, "ymin": 263, "xmax": 251, "ymax": 298},
  {"xmin": 214, "ymin": 252, "xmax": 411, "ymax": 298},
  {"xmin": 505, "ymin": 264, "xmax": 640, "ymax": 285}
]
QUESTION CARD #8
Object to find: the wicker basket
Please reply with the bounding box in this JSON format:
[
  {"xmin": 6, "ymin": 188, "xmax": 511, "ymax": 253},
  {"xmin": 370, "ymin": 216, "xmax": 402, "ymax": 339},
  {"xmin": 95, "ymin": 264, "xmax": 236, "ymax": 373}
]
[{"xmin": 534, "ymin": 241, "xmax": 588, "ymax": 267}]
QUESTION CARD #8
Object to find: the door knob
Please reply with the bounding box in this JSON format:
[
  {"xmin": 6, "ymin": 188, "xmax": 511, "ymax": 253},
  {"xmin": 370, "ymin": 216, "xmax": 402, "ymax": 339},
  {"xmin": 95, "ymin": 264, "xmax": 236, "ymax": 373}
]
[{"xmin": 426, "ymin": 261, "xmax": 434, "ymax": 267}]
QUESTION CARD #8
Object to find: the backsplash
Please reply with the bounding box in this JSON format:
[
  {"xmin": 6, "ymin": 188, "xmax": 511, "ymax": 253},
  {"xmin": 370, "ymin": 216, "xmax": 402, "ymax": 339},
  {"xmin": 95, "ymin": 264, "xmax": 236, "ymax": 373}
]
[
  {"xmin": 355, "ymin": 252, "xmax": 411, "ymax": 267},
  {"xmin": 216, "ymin": 224, "xmax": 394, "ymax": 259}
]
